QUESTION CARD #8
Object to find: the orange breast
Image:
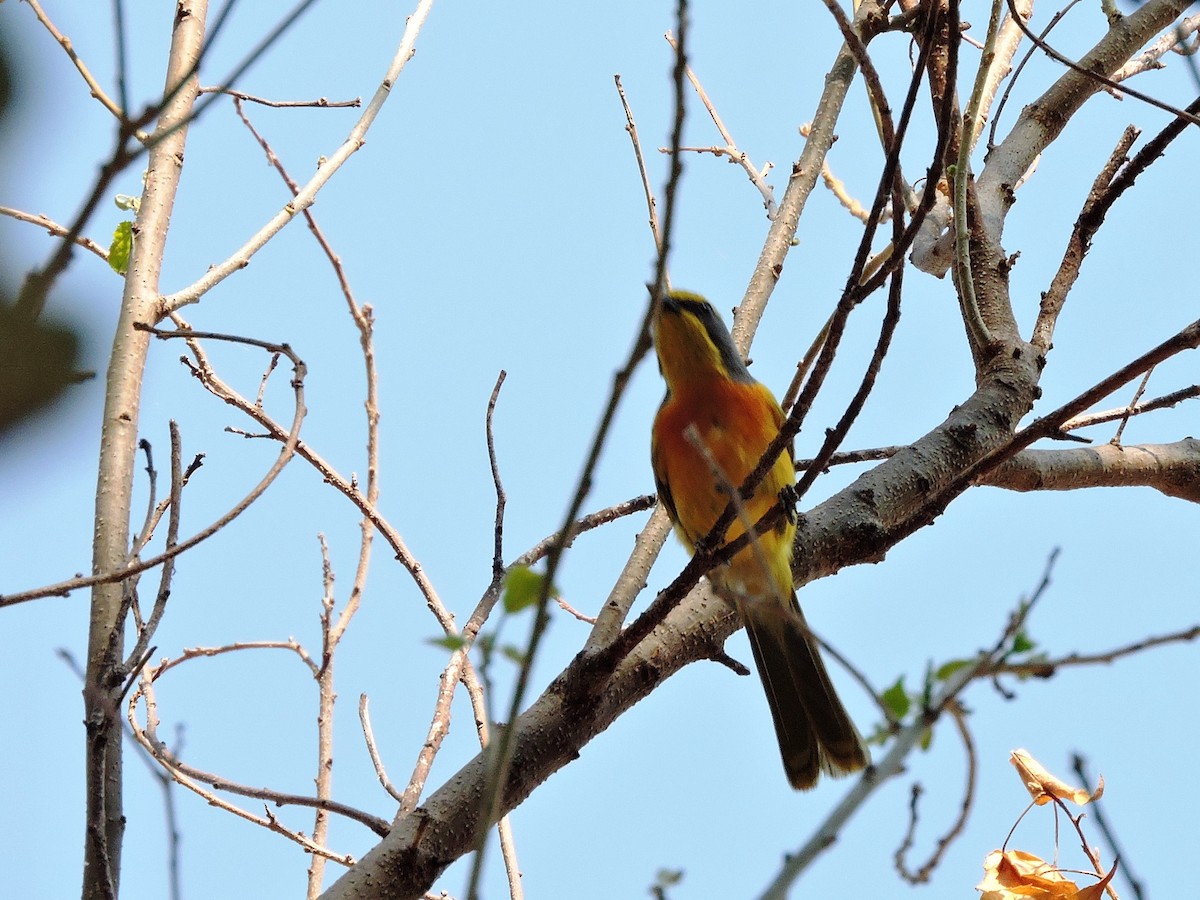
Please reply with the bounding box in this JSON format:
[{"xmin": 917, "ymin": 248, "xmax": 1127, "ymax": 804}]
[{"xmin": 652, "ymin": 377, "xmax": 796, "ymax": 598}]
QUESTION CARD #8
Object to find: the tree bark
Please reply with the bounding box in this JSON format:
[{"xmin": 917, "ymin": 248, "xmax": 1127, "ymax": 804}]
[{"xmin": 83, "ymin": 4, "xmax": 207, "ymax": 897}]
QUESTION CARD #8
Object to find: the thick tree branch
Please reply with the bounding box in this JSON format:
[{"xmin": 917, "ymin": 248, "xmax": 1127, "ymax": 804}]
[
  {"xmin": 915, "ymin": 0, "xmax": 1196, "ymax": 276},
  {"xmin": 975, "ymin": 0, "xmax": 1196, "ymax": 252},
  {"xmin": 985, "ymin": 439, "xmax": 1200, "ymax": 502},
  {"xmin": 733, "ymin": 0, "xmax": 885, "ymax": 345},
  {"xmin": 82, "ymin": 5, "xmax": 207, "ymax": 897}
]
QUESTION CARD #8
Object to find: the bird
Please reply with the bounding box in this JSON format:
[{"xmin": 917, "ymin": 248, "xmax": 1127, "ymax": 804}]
[{"xmin": 649, "ymin": 289, "xmax": 868, "ymax": 789}]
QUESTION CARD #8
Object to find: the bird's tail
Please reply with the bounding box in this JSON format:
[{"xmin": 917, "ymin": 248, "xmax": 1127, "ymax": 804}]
[{"xmin": 739, "ymin": 594, "xmax": 868, "ymax": 790}]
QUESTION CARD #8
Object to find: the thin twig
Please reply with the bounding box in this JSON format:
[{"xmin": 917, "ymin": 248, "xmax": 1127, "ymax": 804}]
[
  {"xmin": 497, "ymin": 815, "xmax": 525, "ymax": 900},
  {"xmin": 1072, "ymin": 754, "xmax": 1146, "ymax": 900},
  {"xmin": 135, "ymin": 711, "xmax": 368, "ymax": 860},
  {"xmin": 160, "ymin": 724, "xmax": 184, "ymax": 900},
  {"xmin": 663, "ymin": 31, "xmax": 777, "ymax": 218},
  {"xmin": 15, "ymin": 0, "xmax": 326, "ymax": 322},
  {"xmin": 793, "ymin": 262, "xmax": 903, "ymax": 502},
  {"xmin": 201, "ymin": 86, "xmax": 361, "ymax": 107},
  {"xmin": 952, "ymin": 0, "xmax": 1004, "ymax": 359},
  {"xmin": 129, "ymin": 644, "xmax": 389, "ymax": 836},
  {"xmin": 1061, "ymin": 384, "xmax": 1200, "ymax": 431},
  {"xmin": 359, "ymin": 694, "xmax": 404, "ymax": 803},
  {"xmin": 795, "ymin": 444, "xmax": 902, "ymax": 471},
  {"xmin": 798, "ymin": 123, "xmax": 883, "ymax": 224},
  {"xmin": 989, "ymin": 0, "xmax": 1082, "ymax": 153},
  {"xmin": 1048, "ymin": 792, "xmax": 1121, "ymax": 900},
  {"xmin": 809, "ymin": 628, "xmax": 889, "ymax": 722},
  {"xmin": 779, "ymin": 312, "xmax": 833, "ymax": 416},
  {"xmin": 682, "ymin": 425, "xmax": 777, "ymax": 591},
  {"xmin": 1110, "ymin": 368, "xmax": 1152, "ymax": 445},
  {"xmin": 1, "ymin": 321, "xmax": 307, "ymax": 612},
  {"xmin": 152, "ymin": 640, "xmax": 317, "ymax": 678},
  {"xmin": 758, "ymin": 551, "xmax": 1059, "ymax": 898},
  {"xmin": 614, "ymin": 75, "xmax": 663, "ymax": 253},
  {"xmin": 24, "ymin": 0, "xmax": 130, "ymax": 124},
  {"xmin": 1034, "ymin": 126, "xmax": 1140, "ymax": 351},
  {"xmin": 309, "ymin": 535, "xmax": 338, "ymax": 899},
  {"xmin": 990, "ymin": 623, "xmax": 1200, "ymax": 678},
  {"xmin": 111, "ymin": 0, "xmax": 129, "ymax": 118},
  {"xmin": 1113, "ymin": 13, "xmax": 1200, "ymax": 80},
  {"xmin": 893, "ymin": 700, "xmax": 977, "ymax": 883},
  {"xmin": 555, "ymin": 595, "xmax": 597, "ymax": 624},
  {"xmin": 128, "ymin": 439, "xmax": 159, "ymax": 565},
  {"xmin": 0, "ymin": 207, "xmax": 111, "ymax": 260},
  {"xmin": 124, "ymin": 422, "xmax": 186, "ymax": 672},
  {"xmin": 487, "ymin": 372, "xmax": 508, "ymax": 582}
]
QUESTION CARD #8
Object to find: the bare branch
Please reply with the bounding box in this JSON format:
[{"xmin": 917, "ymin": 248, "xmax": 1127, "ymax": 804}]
[
  {"xmin": 1072, "ymin": 754, "xmax": 1148, "ymax": 900},
  {"xmin": 798, "ymin": 124, "xmax": 881, "ymax": 224},
  {"xmin": 1061, "ymin": 384, "xmax": 1200, "ymax": 430},
  {"xmin": 80, "ymin": 10, "xmax": 209, "ymax": 893},
  {"xmin": 614, "ymin": 74, "xmax": 664, "ymax": 254},
  {"xmin": 128, "ymin": 645, "xmax": 389, "ymax": 837},
  {"xmin": 663, "ymin": 31, "xmax": 777, "ymax": 218},
  {"xmin": 309, "ymin": 536, "xmax": 338, "ymax": 899},
  {"xmin": 124, "ymin": 422, "xmax": 187, "ymax": 671},
  {"xmin": 894, "ymin": 701, "xmax": 977, "ymax": 884},
  {"xmin": 23, "ymin": 0, "xmax": 131, "ymax": 125},
  {"xmin": 872, "ymin": 320, "xmax": 1200, "ymax": 562},
  {"xmin": 486, "ymin": 372, "xmax": 509, "ymax": 582},
  {"xmin": 979, "ymin": 0, "xmax": 1199, "ymax": 247},
  {"xmin": 1037, "ymin": 94, "xmax": 1199, "ymax": 351},
  {"xmin": 758, "ymin": 657, "xmax": 985, "ymax": 900},
  {"xmin": 1006, "ymin": 0, "xmax": 1200, "ymax": 125},
  {"xmin": 200, "ymin": 86, "xmax": 362, "ymax": 107},
  {"xmin": 162, "ymin": 0, "xmax": 437, "ymax": 312},
  {"xmin": 1033, "ymin": 126, "xmax": 1140, "ymax": 350},
  {"xmin": 991, "ymin": 623, "xmax": 1200, "ymax": 678},
  {"xmin": 0, "ymin": 206, "xmax": 111, "ymax": 261},
  {"xmin": 734, "ymin": 0, "xmax": 883, "ymax": 346},
  {"xmin": 983, "ymin": 439, "xmax": 1200, "ymax": 502},
  {"xmin": 0, "ymin": 333, "xmax": 306, "ymax": 609},
  {"xmin": 358, "ymin": 695, "xmax": 404, "ymax": 804}
]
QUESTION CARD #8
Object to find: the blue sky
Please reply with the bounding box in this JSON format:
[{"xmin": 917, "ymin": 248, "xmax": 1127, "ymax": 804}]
[{"xmin": 2, "ymin": 2, "xmax": 1197, "ymax": 898}]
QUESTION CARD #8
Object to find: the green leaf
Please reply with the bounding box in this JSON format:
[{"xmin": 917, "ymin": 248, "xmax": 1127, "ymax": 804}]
[
  {"xmin": 654, "ymin": 869, "xmax": 684, "ymax": 888},
  {"xmin": 935, "ymin": 658, "xmax": 972, "ymax": 681},
  {"xmin": 919, "ymin": 725, "xmax": 934, "ymax": 751},
  {"xmin": 501, "ymin": 644, "xmax": 528, "ymax": 666},
  {"xmin": 108, "ymin": 221, "xmax": 133, "ymax": 275},
  {"xmin": 863, "ymin": 722, "xmax": 891, "ymax": 747},
  {"xmin": 881, "ymin": 676, "xmax": 910, "ymax": 720},
  {"xmin": 502, "ymin": 564, "xmax": 556, "ymax": 614},
  {"xmin": 1011, "ymin": 631, "xmax": 1036, "ymax": 654},
  {"xmin": 426, "ymin": 634, "xmax": 466, "ymax": 651}
]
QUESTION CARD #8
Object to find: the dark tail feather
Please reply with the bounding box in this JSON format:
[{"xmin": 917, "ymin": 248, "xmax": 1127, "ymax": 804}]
[{"xmin": 740, "ymin": 595, "xmax": 868, "ymax": 790}]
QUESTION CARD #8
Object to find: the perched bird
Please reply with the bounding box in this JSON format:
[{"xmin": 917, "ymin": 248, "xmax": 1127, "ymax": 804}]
[{"xmin": 650, "ymin": 290, "xmax": 868, "ymax": 789}]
